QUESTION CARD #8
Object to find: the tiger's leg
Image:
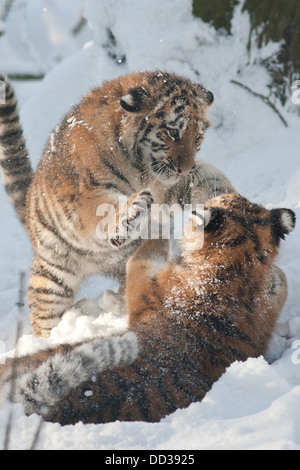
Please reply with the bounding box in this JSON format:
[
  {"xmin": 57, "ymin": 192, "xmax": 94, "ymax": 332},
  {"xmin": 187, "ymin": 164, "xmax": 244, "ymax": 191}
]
[
  {"xmin": 126, "ymin": 239, "xmax": 170, "ymax": 325},
  {"xmin": 28, "ymin": 255, "xmax": 82, "ymax": 338},
  {"xmin": 109, "ymin": 190, "xmax": 154, "ymax": 247},
  {"xmin": 76, "ymin": 187, "xmax": 153, "ymax": 246}
]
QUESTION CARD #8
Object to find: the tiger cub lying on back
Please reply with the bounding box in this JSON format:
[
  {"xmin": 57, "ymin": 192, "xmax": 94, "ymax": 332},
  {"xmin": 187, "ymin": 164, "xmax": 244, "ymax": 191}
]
[
  {"xmin": 0, "ymin": 71, "xmax": 234, "ymax": 339},
  {"xmin": 0, "ymin": 193, "xmax": 295, "ymax": 425}
]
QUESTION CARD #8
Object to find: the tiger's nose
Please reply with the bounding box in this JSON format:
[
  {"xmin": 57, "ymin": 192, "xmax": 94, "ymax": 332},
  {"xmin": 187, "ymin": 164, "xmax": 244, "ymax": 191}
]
[
  {"xmin": 177, "ymin": 153, "xmax": 194, "ymax": 175},
  {"xmin": 178, "ymin": 167, "xmax": 191, "ymax": 176}
]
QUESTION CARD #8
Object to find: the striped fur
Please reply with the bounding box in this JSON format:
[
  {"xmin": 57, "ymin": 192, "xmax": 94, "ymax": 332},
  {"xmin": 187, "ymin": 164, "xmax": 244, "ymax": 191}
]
[
  {"xmin": 0, "ymin": 331, "xmax": 138, "ymax": 415},
  {"xmin": 0, "ymin": 71, "xmax": 235, "ymax": 338},
  {"xmin": 0, "ymin": 74, "xmax": 33, "ymax": 225},
  {"xmin": 0, "ymin": 194, "xmax": 295, "ymax": 425}
]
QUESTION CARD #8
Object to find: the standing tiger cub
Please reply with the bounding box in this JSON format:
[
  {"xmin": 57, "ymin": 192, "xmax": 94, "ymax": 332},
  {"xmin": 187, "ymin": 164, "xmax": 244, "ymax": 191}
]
[
  {"xmin": 0, "ymin": 194, "xmax": 295, "ymax": 425},
  {"xmin": 0, "ymin": 71, "xmax": 234, "ymax": 338}
]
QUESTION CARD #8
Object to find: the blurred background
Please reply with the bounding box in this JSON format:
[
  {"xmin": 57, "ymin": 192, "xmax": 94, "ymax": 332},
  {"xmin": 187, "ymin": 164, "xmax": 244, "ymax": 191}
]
[{"xmin": 0, "ymin": 0, "xmax": 299, "ymax": 111}]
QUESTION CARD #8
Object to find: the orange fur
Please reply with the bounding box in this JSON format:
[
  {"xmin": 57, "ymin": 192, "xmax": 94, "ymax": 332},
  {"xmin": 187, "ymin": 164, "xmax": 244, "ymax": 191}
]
[
  {"xmin": 0, "ymin": 72, "xmax": 235, "ymax": 338},
  {"xmin": 0, "ymin": 193, "xmax": 295, "ymax": 425}
]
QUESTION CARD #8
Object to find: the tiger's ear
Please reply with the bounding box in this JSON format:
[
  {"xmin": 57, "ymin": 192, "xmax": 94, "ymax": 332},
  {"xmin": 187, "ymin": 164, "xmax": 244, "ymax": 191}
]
[
  {"xmin": 205, "ymin": 90, "xmax": 214, "ymax": 105},
  {"xmin": 120, "ymin": 87, "xmax": 151, "ymax": 113},
  {"xmin": 272, "ymin": 208, "xmax": 296, "ymax": 241},
  {"xmin": 196, "ymin": 85, "xmax": 214, "ymax": 106}
]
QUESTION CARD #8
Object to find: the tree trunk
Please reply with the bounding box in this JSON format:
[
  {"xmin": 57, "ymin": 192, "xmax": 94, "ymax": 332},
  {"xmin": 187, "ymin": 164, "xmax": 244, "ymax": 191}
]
[{"xmin": 193, "ymin": 0, "xmax": 300, "ymax": 106}]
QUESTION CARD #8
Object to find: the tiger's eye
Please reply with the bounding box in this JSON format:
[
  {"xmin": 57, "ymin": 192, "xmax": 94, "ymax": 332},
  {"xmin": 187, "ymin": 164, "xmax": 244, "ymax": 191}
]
[{"xmin": 168, "ymin": 128, "xmax": 180, "ymax": 141}]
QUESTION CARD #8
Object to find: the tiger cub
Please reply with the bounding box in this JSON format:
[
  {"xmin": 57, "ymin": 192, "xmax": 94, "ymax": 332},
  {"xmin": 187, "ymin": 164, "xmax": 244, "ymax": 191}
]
[
  {"xmin": 0, "ymin": 193, "xmax": 295, "ymax": 425},
  {"xmin": 0, "ymin": 71, "xmax": 235, "ymax": 338}
]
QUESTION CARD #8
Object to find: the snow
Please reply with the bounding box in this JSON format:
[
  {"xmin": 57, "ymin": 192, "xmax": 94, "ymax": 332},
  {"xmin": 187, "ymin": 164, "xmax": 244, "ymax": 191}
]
[{"xmin": 0, "ymin": 0, "xmax": 300, "ymax": 450}]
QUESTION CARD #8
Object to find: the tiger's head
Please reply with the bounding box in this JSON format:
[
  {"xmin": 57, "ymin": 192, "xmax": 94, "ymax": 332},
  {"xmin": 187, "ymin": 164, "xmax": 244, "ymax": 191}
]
[
  {"xmin": 118, "ymin": 71, "xmax": 214, "ymax": 185},
  {"xmin": 183, "ymin": 193, "xmax": 296, "ymax": 265}
]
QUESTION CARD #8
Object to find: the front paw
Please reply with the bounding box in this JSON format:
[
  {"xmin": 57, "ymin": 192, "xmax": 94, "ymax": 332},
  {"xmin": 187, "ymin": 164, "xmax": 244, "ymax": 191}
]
[{"xmin": 109, "ymin": 190, "xmax": 154, "ymax": 247}]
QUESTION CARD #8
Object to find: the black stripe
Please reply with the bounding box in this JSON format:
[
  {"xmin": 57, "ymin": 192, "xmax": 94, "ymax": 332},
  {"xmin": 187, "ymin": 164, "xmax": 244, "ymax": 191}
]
[
  {"xmin": 32, "ymin": 267, "xmax": 74, "ymax": 297},
  {"xmin": 142, "ymin": 123, "xmax": 154, "ymax": 139},
  {"xmin": 29, "ymin": 296, "xmax": 68, "ymax": 307},
  {"xmin": 138, "ymin": 117, "xmax": 147, "ymax": 132},
  {"xmin": 170, "ymin": 368, "xmax": 202, "ymax": 402},
  {"xmin": 224, "ymin": 234, "xmax": 248, "ymax": 248},
  {"xmin": 0, "ymin": 103, "xmax": 17, "ymax": 118},
  {"xmin": 88, "ymin": 172, "xmax": 119, "ymax": 191},
  {"xmin": 144, "ymin": 139, "xmax": 168, "ymax": 151},
  {"xmin": 35, "ymin": 205, "xmax": 65, "ymax": 240},
  {"xmin": 155, "ymin": 376, "xmax": 177, "ymax": 415},
  {"xmin": 0, "ymin": 155, "xmax": 30, "ymax": 171},
  {"xmin": 228, "ymin": 346, "xmax": 249, "ymax": 361},
  {"xmin": 103, "ymin": 159, "xmax": 135, "ymax": 191},
  {"xmin": 140, "ymin": 327, "xmax": 213, "ymax": 382},
  {"xmin": 139, "ymin": 329, "xmax": 182, "ymax": 364},
  {"xmin": 59, "ymin": 198, "xmax": 79, "ymax": 226},
  {"xmin": 99, "ymin": 182, "xmax": 120, "ymax": 191},
  {"xmin": 4, "ymin": 91, "xmax": 14, "ymax": 103},
  {"xmin": 1, "ymin": 165, "xmax": 30, "ymax": 178},
  {"xmin": 30, "ymin": 308, "xmax": 65, "ymax": 321},
  {"xmin": 165, "ymin": 86, "xmax": 175, "ymax": 96},
  {"xmin": 138, "ymin": 340, "xmax": 210, "ymax": 405},
  {"xmin": 0, "ymin": 127, "xmax": 23, "ymax": 146},
  {"xmin": 13, "ymin": 196, "xmax": 26, "ymax": 210},
  {"xmin": 5, "ymin": 178, "xmax": 31, "ymax": 194},
  {"xmin": 1, "ymin": 115, "xmax": 19, "ymax": 127},
  {"xmin": 139, "ymin": 123, "xmax": 155, "ymax": 143},
  {"xmin": 28, "ymin": 286, "xmax": 73, "ymax": 299},
  {"xmin": 200, "ymin": 313, "xmax": 254, "ymax": 345},
  {"xmin": 126, "ymin": 364, "xmax": 158, "ymax": 421},
  {"xmin": 37, "ymin": 254, "xmax": 76, "ymax": 276},
  {"xmin": 135, "ymin": 145, "xmax": 145, "ymax": 174},
  {"xmin": 171, "ymin": 95, "xmax": 181, "ymax": 106},
  {"xmin": 155, "ymin": 112, "xmax": 165, "ymax": 119},
  {"xmin": 35, "ymin": 204, "xmax": 95, "ymax": 256},
  {"xmin": 1, "ymin": 144, "xmax": 27, "ymax": 156}
]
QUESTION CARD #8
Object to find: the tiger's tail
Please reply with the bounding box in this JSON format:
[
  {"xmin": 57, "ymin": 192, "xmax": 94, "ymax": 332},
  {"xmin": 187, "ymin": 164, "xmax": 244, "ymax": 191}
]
[
  {"xmin": 0, "ymin": 74, "xmax": 33, "ymax": 226},
  {"xmin": 0, "ymin": 331, "xmax": 138, "ymax": 417}
]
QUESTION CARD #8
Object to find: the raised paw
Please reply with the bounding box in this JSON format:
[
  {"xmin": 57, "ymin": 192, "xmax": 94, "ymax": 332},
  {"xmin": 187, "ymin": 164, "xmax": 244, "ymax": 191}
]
[{"xmin": 109, "ymin": 190, "xmax": 154, "ymax": 247}]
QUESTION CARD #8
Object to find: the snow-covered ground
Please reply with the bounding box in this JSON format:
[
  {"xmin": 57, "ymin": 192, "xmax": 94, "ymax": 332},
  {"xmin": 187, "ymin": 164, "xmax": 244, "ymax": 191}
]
[{"xmin": 0, "ymin": 0, "xmax": 300, "ymax": 450}]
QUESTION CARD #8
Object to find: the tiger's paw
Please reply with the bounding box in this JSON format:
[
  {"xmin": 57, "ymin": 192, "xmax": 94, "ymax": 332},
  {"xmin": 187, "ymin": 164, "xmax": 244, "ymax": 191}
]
[{"xmin": 109, "ymin": 190, "xmax": 154, "ymax": 248}]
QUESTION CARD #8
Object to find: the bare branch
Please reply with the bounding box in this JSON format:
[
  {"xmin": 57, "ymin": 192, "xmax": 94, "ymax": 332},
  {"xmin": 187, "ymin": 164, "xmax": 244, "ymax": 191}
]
[
  {"xmin": 29, "ymin": 417, "xmax": 44, "ymax": 451},
  {"xmin": 8, "ymin": 74, "xmax": 45, "ymax": 82},
  {"xmin": 230, "ymin": 79, "xmax": 288, "ymax": 128},
  {"xmin": 0, "ymin": 0, "xmax": 15, "ymax": 22},
  {"xmin": 3, "ymin": 271, "xmax": 26, "ymax": 451},
  {"xmin": 72, "ymin": 16, "xmax": 87, "ymax": 36}
]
